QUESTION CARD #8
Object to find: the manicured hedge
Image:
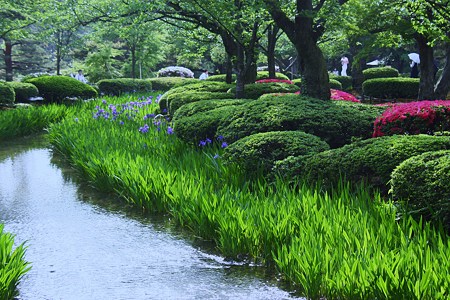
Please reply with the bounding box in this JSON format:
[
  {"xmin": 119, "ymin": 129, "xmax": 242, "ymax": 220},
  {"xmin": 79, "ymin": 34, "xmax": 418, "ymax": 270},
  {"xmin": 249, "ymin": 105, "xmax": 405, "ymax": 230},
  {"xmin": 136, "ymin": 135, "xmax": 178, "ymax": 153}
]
[
  {"xmin": 329, "ymin": 79, "xmax": 342, "ymax": 90},
  {"xmin": 159, "ymin": 81, "xmax": 233, "ymax": 113},
  {"xmin": 223, "ymin": 131, "xmax": 329, "ymax": 175},
  {"xmin": 205, "ymin": 74, "xmax": 237, "ymax": 82},
  {"xmin": 174, "ymin": 94, "xmax": 384, "ymax": 148},
  {"xmin": 173, "ymin": 99, "xmax": 250, "ymax": 119},
  {"xmin": 256, "ymin": 71, "xmax": 290, "ymax": 80},
  {"xmin": 7, "ymin": 82, "xmax": 39, "ymax": 103},
  {"xmin": 362, "ymin": 78, "xmax": 420, "ymax": 99},
  {"xmin": 25, "ymin": 76, "xmax": 97, "ymax": 103},
  {"xmin": 390, "ymin": 150, "xmax": 450, "ymax": 230},
  {"xmin": 147, "ymin": 77, "xmax": 198, "ymax": 91},
  {"xmin": 169, "ymin": 92, "xmax": 232, "ymax": 114},
  {"xmin": 363, "ymin": 67, "xmax": 399, "ymax": 81},
  {"xmin": 329, "ymin": 75, "xmax": 352, "ymax": 91},
  {"xmin": 0, "ymin": 81, "xmax": 15, "ymax": 105},
  {"xmin": 97, "ymin": 78, "xmax": 152, "ymax": 96},
  {"xmin": 227, "ymin": 82, "xmax": 300, "ymax": 99},
  {"xmin": 273, "ymin": 134, "xmax": 450, "ymax": 191}
]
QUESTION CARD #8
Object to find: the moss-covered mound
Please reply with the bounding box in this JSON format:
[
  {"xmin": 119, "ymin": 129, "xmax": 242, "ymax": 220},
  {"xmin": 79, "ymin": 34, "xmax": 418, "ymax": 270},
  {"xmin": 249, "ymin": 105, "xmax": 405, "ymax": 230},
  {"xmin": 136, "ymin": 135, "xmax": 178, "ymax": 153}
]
[
  {"xmin": 159, "ymin": 81, "xmax": 233, "ymax": 113},
  {"xmin": 227, "ymin": 82, "xmax": 300, "ymax": 99},
  {"xmin": 256, "ymin": 71, "xmax": 290, "ymax": 80},
  {"xmin": 173, "ymin": 99, "xmax": 250, "ymax": 119},
  {"xmin": 7, "ymin": 82, "xmax": 39, "ymax": 102},
  {"xmin": 223, "ymin": 131, "xmax": 329, "ymax": 175},
  {"xmin": 25, "ymin": 76, "xmax": 97, "ymax": 103},
  {"xmin": 97, "ymin": 78, "xmax": 152, "ymax": 96},
  {"xmin": 363, "ymin": 77, "xmax": 420, "ymax": 99},
  {"xmin": 329, "ymin": 75, "xmax": 352, "ymax": 91},
  {"xmin": 329, "ymin": 79, "xmax": 343, "ymax": 90},
  {"xmin": 174, "ymin": 94, "xmax": 384, "ymax": 148},
  {"xmin": 0, "ymin": 81, "xmax": 15, "ymax": 105},
  {"xmin": 273, "ymin": 135, "xmax": 450, "ymax": 191},
  {"xmin": 363, "ymin": 67, "xmax": 399, "ymax": 81},
  {"xmin": 205, "ymin": 74, "xmax": 237, "ymax": 82},
  {"xmin": 168, "ymin": 92, "xmax": 232, "ymax": 114},
  {"xmin": 390, "ymin": 150, "xmax": 450, "ymax": 229},
  {"xmin": 147, "ymin": 77, "xmax": 198, "ymax": 91}
]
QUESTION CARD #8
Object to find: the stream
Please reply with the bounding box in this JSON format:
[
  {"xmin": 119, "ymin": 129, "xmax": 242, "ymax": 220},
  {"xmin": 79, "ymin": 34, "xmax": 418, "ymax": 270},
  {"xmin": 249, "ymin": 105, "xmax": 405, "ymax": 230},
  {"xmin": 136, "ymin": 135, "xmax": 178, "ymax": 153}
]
[{"xmin": 0, "ymin": 135, "xmax": 301, "ymax": 300}]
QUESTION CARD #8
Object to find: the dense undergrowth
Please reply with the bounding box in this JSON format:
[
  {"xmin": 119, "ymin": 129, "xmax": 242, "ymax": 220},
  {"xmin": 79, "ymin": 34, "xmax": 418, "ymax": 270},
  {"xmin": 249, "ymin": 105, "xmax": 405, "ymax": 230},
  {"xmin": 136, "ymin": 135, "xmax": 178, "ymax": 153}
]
[{"xmin": 40, "ymin": 93, "xmax": 450, "ymax": 299}]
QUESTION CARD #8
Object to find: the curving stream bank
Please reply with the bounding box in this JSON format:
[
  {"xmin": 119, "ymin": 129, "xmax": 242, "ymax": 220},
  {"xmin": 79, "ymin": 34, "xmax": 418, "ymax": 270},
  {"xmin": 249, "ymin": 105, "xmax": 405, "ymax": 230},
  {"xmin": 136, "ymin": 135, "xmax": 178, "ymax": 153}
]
[{"xmin": 0, "ymin": 136, "xmax": 300, "ymax": 300}]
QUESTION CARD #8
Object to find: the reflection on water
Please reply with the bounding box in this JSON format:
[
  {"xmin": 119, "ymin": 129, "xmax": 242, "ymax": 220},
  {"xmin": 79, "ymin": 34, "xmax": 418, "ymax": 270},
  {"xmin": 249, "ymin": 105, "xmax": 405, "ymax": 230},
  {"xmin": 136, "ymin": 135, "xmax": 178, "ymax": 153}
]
[{"xmin": 0, "ymin": 136, "xmax": 301, "ymax": 300}]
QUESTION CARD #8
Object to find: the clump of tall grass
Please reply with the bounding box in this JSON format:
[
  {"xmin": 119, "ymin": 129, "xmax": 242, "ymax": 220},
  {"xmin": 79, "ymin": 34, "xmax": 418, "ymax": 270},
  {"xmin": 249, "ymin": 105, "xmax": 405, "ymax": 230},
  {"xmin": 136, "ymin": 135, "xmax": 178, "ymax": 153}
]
[
  {"xmin": 0, "ymin": 224, "xmax": 31, "ymax": 300},
  {"xmin": 48, "ymin": 93, "xmax": 450, "ymax": 299}
]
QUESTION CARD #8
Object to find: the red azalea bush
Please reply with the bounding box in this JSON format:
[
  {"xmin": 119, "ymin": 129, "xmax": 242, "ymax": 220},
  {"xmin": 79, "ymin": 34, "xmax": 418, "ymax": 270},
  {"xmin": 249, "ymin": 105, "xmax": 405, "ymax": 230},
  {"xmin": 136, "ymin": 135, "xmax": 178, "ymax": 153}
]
[
  {"xmin": 255, "ymin": 79, "xmax": 294, "ymax": 84},
  {"xmin": 330, "ymin": 89, "xmax": 360, "ymax": 102},
  {"xmin": 373, "ymin": 100, "xmax": 450, "ymax": 137}
]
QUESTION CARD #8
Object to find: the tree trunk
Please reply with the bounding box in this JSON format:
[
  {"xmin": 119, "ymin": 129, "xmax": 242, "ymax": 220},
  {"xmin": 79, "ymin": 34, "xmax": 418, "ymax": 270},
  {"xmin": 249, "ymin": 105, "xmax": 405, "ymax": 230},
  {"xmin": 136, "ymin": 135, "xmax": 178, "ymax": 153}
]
[
  {"xmin": 267, "ymin": 25, "xmax": 279, "ymax": 78},
  {"xmin": 131, "ymin": 45, "xmax": 136, "ymax": 79},
  {"xmin": 434, "ymin": 41, "xmax": 450, "ymax": 100},
  {"xmin": 417, "ymin": 34, "xmax": 436, "ymax": 100},
  {"xmin": 235, "ymin": 43, "xmax": 245, "ymax": 99},
  {"xmin": 243, "ymin": 46, "xmax": 257, "ymax": 84},
  {"xmin": 225, "ymin": 54, "xmax": 233, "ymax": 84},
  {"xmin": 56, "ymin": 31, "xmax": 62, "ymax": 75},
  {"xmin": 4, "ymin": 39, "xmax": 13, "ymax": 81}
]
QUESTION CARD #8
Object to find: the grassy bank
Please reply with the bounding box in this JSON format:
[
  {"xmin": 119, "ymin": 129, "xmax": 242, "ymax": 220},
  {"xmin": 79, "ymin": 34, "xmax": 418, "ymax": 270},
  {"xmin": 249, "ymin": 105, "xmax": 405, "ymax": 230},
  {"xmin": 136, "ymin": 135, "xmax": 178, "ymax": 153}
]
[{"xmin": 45, "ymin": 93, "xmax": 449, "ymax": 299}]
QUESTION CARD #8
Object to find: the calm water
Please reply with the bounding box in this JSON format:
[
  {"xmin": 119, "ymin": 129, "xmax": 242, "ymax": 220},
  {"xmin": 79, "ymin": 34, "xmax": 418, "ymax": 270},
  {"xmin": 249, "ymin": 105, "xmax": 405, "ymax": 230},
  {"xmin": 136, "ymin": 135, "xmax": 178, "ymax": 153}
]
[{"xmin": 0, "ymin": 136, "xmax": 301, "ymax": 300}]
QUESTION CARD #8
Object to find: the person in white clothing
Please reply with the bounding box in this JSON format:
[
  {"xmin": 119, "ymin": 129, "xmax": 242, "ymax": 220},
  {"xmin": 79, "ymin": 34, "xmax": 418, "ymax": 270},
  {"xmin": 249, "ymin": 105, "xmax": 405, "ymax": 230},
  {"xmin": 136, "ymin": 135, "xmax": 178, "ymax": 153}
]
[
  {"xmin": 199, "ymin": 70, "xmax": 208, "ymax": 80},
  {"xmin": 340, "ymin": 56, "xmax": 349, "ymax": 76},
  {"xmin": 75, "ymin": 69, "xmax": 87, "ymax": 83}
]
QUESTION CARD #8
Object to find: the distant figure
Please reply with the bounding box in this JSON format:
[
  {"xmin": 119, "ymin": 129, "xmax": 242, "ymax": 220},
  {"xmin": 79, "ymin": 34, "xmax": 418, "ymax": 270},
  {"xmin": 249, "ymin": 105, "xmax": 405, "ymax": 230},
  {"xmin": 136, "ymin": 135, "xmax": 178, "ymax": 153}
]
[
  {"xmin": 410, "ymin": 62, "xmax": 419, "ymax": 78},
  {"xmin": 340, "ymin": 56, "xmax": 349, "ymax": 76},
  {"xmin": 199, "ymin": 70, "xmax": 209, "ymax": 80},
  {"xmin": 332, "ymin": 68, "xmax": 339, "ymax": 75},
  {"xmin": 75, "ymin": 69, "xmax": 87, "ymax": 83}
]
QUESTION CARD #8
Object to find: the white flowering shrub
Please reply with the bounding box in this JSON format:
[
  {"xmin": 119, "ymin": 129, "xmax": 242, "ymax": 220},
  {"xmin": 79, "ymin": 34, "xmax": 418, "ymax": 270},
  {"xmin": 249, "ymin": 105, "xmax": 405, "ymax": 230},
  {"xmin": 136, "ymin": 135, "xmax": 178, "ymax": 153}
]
[{"xmin": 157, "ymin": 66, "xmax": 194, "ymax": 78}]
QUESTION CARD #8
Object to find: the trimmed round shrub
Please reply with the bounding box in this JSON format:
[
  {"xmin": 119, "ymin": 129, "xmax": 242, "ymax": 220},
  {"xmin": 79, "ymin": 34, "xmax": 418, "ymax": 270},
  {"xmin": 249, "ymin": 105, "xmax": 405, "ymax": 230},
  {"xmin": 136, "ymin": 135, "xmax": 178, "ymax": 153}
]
[
  {"xmin": 373, "ymin": 100, "xmax": 450, "ymax": 137},
  {"xmin": 25, "ymin": 76, "xmax": 98, "ymax": 103},
  {"xmin": 173, "ymin": 105, "xmax": 242, "ymax": 144},
  {"xmin": 20, "ymin": 72, "xmax": 53, "ymax": 82},
  {"xmin": 227, "ymin": 82, "xmax": 300, "ymax": 99},
  {"xmin": 169, "ymin": 92, "xmax": 232, "ymax": 114},
  {"xmin": 147, "ymin": 77, "xmax": 198, "ymax": 91},
  {"xmin": 292, "ymin": 78, "xmax": 302, "ymax": 88},
  {"xmin": 391, "ymin": 150, "xmax": 450, "ymax": 230},
  {"xmin": 329, "ymin": 79, "xmax": 342, "ymax": 90},
  {"xmin": 7, "ymin": 82, "xmax": 39, "ymax": 102},
  {"xmin": 97, "ymin": 78, "xmax": 152, "ymax": 96},
  {"xmin": 173, "ymin": 99, "xmax": 250, "ymax": 119},
  {"xmin": 256, "ymin": 79, "xmax": 294, "ymax": 84},
  {"xmin": 223, "ymin": 131, "xmax": 329, "ymax": 175},
  {"xmin": 205, "ymin": 74, "xmax": 237, "ymax": 82},
  {"xmin": 0, "ymin": 81, "xmax": 15, "ymax": 105},
  {"xmin": 157, "ymin": 66, "xmax": 194, "ymax": 78},
  {"xmin": 329, "ymin": 75, "xmax": 352, "ymax": 91},
  {"xmin": 363, "ymin": 67, "xmax": 399, "ymax": 81},
  {"xmin": 174, "ymin": 94, "xmax": 384, "ymax": 148},
  {"xmin": 362, "ymin": 78, "xmax": 420, "ymax": 99},
  {"xmin": 256, "ymin": 71, "xmax": 290, "ymax": 80},
  {"xmin": 273, "ymin": 134, "xmax": 450, "ymax": 191},
  {"xmin": 159, "ymin": 81, "xmax": 233, "ymax": 113}
]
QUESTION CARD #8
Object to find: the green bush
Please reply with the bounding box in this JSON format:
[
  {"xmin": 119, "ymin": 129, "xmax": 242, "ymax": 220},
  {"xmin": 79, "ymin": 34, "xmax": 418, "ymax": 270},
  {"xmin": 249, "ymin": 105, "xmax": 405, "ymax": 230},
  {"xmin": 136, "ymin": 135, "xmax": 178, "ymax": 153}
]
[
  {"xmin": 205, "ymin": 74, "xmax": 237, "ymax": 82},
  {"xmin": 174, "ymin": 94, "xmax": 383, "ymax": 148},
  {"xmin": 256, "ymin": 71, "xmax": 290, "ymax": 80},
  {"xmin": 363, "ymin": 67, "xmax": 399, "ymax": 81},
  {"xmin": 223, "ymin": 131, "xmax": 329, "ymax": 175},
  {"xmin": 273, "ymin": 135, "xmax": 450, "ymax": 191},
  {"xmin": 159, "ymin": 81, "xmax": 233, "ymax": 113},
  {"xmin": 0, "ymin": 81, "xmax": 15, "ymax": 105},
  {"xmin": 7, "ymin": 82, "xmax": 39, "ymax": 102},
  {"xmin": 169, "ymin": 92, "xmax": 232, "ymax": 114},
  {"xmin": 173, "ymin": 105, "xmax": 241, "ymax": 144},
  {"xmin": 329, "ymin": 79, "xmax": 343, "ymax": 90},
  {"xmin": 97, "ymin": 78, "xmax": 152, "ymax": 96},
  {"xmin": 173, "ymin": 99, "xmax": 250, "ymax": 119},
  {"xmin": 390, "ymin": 150, "xmax": 450, "ymax": 229},
  {"xmin": 147, "ymin": 77, "xmax": 198, "ymax": 91},
  {"xmin": 25, "ymin": 76, "xmax": 98, "ymax": 103},
  {"xmin": 329, "ymin": 74, "xmax": 353, "ymax": 91},
  {"xmin": 227, "ymin": 82, "xmax": 299, "ymax": 99},
  {"xmin": 362, "ymin": 77, "xmax": 420, "ymax": 99},
  {"xmin": 292, "ymin": 78, "xmax": 302, "ymax": 88}
]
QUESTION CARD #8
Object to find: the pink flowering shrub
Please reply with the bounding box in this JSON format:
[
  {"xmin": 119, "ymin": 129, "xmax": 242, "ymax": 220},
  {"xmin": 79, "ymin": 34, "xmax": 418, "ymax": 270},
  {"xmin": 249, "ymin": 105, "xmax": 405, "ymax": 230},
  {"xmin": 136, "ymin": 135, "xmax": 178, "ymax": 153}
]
[
  {"xmin": 255, "ymin": 79, "xmax": 294, "ymax": 85},
  {"xmin": 373, "ymin": 100, "xmax": 450, "ymax": 137},
  {"xmin": 330, "ymin": 89, "xmax": 360, "ymax": 102}
]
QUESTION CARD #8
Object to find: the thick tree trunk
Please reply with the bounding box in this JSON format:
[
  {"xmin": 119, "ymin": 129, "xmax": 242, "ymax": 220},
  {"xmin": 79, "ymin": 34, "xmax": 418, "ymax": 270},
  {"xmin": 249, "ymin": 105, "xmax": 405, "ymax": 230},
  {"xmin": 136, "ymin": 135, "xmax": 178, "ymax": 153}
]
[
  {"xmin": 4, "ymin": 39, "xmax": 13, "ymax": 81},
  {"xmin": 434, "ymin": 41, "xmax": 450, "ymax": 100},
  {"xmin": 417, "ymin": 35, "xmax": 436, "ymax": 100},
  {"xmin": 267, "ymin": 25, "xmax": 279, "ymax": 78},
  {"xmin": 235, "ymin": 43, "xmax": 246, "ymax": 99},
  {"xmin": 225, "ymin": 54, "xmax": 233, "ymax": 84},
  {"xmin": 243, "ymin": 46, "xmax": 258, "ymax": 84}
]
